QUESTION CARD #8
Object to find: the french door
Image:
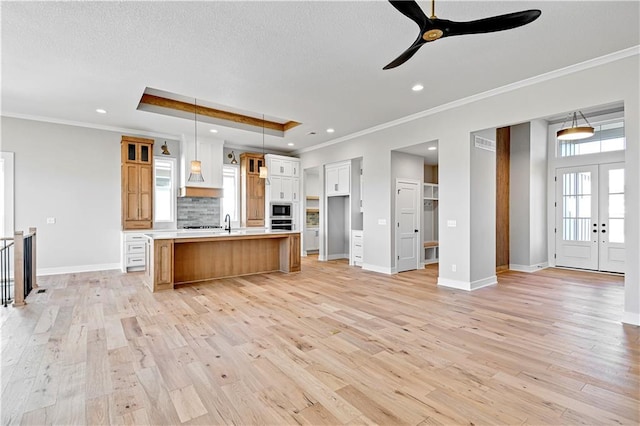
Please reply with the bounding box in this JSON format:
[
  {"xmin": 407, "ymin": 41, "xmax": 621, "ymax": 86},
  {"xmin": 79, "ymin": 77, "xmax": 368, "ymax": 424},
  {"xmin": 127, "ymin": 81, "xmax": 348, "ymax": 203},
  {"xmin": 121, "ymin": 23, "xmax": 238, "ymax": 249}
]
[{"xmin": 555, "ymin": 163, "xmax": 625, "ymax": 273}]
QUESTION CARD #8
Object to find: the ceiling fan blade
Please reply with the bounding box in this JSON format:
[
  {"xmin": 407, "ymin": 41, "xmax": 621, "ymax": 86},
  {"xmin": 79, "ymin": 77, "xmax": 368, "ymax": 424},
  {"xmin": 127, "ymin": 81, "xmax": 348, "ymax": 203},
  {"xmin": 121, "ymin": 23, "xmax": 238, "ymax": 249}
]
[
  {"xmin": 383, "ymin": 35, "xmax": 426, "ymax": 70},
  {"xmin": 388, "ymin": 0, "xmax": 429, "ymax": 28},
  {"xmin": 446, "ymin": 10, "xmax": 541, "ymax": 36}
]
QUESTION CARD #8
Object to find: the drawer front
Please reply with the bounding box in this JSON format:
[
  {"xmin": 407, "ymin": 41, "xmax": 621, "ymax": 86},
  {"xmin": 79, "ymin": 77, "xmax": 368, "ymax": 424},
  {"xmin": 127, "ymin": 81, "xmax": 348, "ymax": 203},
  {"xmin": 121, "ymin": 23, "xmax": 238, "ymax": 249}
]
[
  {"xmin": 126, "ymin": 242, "xmax": 146, "ymax": 253},
  {"xmin": 352, "ymin": 247, "xmax": 363, "ymax": 257},
  {"xmin": 126, "ymin": 255, "xmax": 145, "ymax": 267},
  {"xmin": 125, "ymin": 233, "xmax": 146, "ymax": 242},
  {"xmin": 353, "ymin": 254, "xmax": 363, "ymax": 262}
]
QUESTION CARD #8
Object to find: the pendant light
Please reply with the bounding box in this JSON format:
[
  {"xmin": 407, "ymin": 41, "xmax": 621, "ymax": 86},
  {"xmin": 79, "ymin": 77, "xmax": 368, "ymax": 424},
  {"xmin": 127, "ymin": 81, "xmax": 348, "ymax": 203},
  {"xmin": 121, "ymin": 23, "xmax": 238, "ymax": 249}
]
[
  {"xmin": 557, "ymin": 111, "xmax": 595, "ymax": 141},
  {"xmin": 259, "ymin": 114, "xmax": 268, "ymax": 179},
  {"xmin": 188, "ymin": 98, "xmax": 204, "ymax": 182}
]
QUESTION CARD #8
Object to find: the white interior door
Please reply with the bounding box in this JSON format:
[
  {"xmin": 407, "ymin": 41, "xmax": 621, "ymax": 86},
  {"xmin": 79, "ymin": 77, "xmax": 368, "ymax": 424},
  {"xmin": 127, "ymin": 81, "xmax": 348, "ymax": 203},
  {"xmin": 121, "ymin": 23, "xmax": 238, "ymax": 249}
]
[
  {"xmin": 555, "ymin": 163, "xmax": 625, "ymax": 273},
  {"xmin": 396, "ymin": 179, "xmax": 419, "ymax": 272}
]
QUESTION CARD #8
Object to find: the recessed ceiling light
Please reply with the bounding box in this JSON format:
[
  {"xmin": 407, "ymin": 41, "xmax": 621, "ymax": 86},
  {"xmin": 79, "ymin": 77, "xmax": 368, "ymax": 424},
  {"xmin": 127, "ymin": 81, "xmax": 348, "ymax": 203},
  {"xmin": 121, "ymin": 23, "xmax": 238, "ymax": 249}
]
[
  {"xmin": 96, "ymin": 108, "xmax": 107, "ymax": 114},
  {"xmin": 326, "ymin": 128, "xmax": 335, "ymax": 133},
  {"xmin": 287, "ymin": 143, "xmax": 295, "ymax": 146},
  {"xmin": 428, "ymin": 146, "xmax": 437, "ymax": 151},
  {"xmin": 412, "ymin": 84, "xmax": 424, "ymax": 92},
  {"xmin": 209, "ymin": 129, "xmax": 218, "ymax": 133}
]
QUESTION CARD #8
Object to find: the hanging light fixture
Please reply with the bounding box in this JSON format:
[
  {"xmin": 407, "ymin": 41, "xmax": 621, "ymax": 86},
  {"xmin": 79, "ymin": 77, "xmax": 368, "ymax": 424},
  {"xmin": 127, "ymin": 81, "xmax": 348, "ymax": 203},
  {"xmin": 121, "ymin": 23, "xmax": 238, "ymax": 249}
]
[
  {"xmin": 557, "ymin": 111, "xmax": 595, "ymax": 141},
  {"xmin": 188, "ymin": 98, "xmax": 204, "ymax": 182},
  {"xmin": 259, "ymin": 114, "xmax": 268, "ymax": 179}
]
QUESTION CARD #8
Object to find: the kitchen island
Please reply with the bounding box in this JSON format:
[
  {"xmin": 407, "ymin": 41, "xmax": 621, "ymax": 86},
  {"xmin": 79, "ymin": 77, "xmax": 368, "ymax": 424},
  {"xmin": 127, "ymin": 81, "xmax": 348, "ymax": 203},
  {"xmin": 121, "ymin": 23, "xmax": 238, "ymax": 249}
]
[{"xmin": 143, "ymin": 229, "xmax": 300, "ymax": 292}]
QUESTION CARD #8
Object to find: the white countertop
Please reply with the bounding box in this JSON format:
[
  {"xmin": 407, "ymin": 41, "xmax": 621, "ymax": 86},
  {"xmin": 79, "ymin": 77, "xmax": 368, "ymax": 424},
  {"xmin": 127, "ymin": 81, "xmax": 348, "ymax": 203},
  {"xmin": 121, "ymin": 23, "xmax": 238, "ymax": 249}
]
[{"xmin": 144, "ymin": 228, "xmax": 300, "ymax": 240}]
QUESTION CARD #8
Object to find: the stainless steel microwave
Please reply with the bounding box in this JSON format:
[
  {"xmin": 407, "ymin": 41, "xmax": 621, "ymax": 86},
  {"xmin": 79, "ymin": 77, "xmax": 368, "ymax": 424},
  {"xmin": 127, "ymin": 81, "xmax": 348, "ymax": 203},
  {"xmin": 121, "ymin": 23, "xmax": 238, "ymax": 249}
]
[{"xmin": 271, "ymin": 203, "xmax": 291, "ymax": 218}]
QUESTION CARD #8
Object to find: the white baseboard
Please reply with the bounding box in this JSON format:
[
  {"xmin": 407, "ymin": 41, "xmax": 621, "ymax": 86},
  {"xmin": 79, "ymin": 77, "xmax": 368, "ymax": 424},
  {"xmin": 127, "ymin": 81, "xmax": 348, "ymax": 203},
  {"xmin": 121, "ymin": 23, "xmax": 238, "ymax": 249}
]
[
  {"xmin": 38, "ymin": 263, "xmax": 121, "ymax": 276},
  {"xmin": 362, "ymin": 263, "xmax": 394, "ymax": 275},
  {"xmin": 438, "ymin": 275, "xmax": 497, "ymax": 291},
  {"xmin": 471, "ymin": 275, "xmax": 497, "ymax": 290},
  {"xmin": 509, "ymin": 262, "xmax": 549, "ymax": 273},
  {"xmin": 437, "ymin": 277, "xmax": 471, "ymax": 290},
  {"xmin": 326, "ymin": 253, "xmax": 348, "ymax": 261},
  {"xmin": 622, "ymin": 311, "xmax": 640, "ymax": 326}
]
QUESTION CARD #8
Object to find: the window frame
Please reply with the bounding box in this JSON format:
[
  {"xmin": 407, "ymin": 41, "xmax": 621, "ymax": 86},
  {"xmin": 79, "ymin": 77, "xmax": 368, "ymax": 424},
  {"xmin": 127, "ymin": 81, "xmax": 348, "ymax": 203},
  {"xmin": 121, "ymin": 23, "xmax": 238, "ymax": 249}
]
[
  {"xmin": 222, "ymin": 164, "xmax": 240, "ymax": 227},
  {"xmin": 153, "ymin": 156, "xmax": 177, "ymax": 227}
]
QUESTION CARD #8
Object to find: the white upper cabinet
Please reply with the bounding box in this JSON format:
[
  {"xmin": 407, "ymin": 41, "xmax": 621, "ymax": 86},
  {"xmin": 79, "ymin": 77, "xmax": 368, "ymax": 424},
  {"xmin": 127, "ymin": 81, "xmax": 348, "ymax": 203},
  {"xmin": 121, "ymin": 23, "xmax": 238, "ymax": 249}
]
[
  {"xmin": 265, "ymin": 154, "xmax": 301, "ymax": 203},
  {"xmin": 268, "ymin": 155, "xmax": 300, "ymax": 178},
  {"xmin": 326, "ymin": 161, "xmax": 350, "ymax": 196},
  {"xmin": 270, "ymin": 176, "xmax": 293, "ymax": 202}
]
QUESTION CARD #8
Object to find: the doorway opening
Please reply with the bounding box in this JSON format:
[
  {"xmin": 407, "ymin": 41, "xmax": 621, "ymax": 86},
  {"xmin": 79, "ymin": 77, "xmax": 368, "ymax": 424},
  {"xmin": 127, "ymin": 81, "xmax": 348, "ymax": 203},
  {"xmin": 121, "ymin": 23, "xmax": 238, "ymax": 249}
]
[{"xmin": 555, "ymin": 163, "xmax": 625, "ymax": 273}]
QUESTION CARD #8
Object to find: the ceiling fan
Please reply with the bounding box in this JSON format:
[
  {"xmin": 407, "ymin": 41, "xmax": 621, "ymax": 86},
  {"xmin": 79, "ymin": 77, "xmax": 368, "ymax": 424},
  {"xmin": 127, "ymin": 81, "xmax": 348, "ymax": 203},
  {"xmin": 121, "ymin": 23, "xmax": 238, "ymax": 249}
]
[{"xmin": 384, "ymin": 0, "xmax": 541, "ymax": 70}]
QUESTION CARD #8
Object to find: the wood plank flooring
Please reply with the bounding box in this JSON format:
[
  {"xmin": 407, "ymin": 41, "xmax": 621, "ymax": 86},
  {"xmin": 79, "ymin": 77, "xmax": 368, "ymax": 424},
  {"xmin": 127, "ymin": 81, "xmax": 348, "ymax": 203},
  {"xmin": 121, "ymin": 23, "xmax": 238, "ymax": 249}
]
[{"xmin": 1, "ymin": 258, "xmax": 638, "ymax": 425}]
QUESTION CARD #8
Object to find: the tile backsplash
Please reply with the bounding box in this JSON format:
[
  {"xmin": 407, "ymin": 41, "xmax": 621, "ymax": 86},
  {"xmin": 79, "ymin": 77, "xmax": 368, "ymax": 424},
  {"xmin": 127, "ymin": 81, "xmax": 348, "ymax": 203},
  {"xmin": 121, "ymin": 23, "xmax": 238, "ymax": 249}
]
[{"xmin": 177, "ymin": 197, "xmax": 220, "ymax": 228}]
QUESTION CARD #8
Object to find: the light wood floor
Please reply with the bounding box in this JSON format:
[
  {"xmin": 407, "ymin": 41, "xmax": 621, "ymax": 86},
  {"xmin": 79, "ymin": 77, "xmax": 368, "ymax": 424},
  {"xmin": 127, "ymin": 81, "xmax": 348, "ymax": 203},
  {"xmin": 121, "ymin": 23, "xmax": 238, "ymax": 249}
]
[{"xmin": 1, "ymin": 258, "xmax": 638, "ymax": 425}]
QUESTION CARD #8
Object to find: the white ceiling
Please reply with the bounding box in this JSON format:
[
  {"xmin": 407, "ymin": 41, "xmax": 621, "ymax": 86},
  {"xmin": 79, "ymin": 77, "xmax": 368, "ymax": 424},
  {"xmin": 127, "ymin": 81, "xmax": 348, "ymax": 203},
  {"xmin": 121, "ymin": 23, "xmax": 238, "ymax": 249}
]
[{"xmin": 2, "ymin": 1, "xmax": 638, "ymax": 154}]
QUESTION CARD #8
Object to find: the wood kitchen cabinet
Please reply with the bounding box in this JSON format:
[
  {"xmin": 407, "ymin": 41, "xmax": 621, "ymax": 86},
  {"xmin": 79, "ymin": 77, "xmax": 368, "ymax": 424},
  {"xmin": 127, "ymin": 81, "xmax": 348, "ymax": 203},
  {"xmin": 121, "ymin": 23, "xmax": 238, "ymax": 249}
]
[
  {"xmin": 121, "ymin": 136, "xmax": 154, "ymax": 230},
  {"xmin": 240, "ymin": 153, "xmax": 265, "ymax": 227}
]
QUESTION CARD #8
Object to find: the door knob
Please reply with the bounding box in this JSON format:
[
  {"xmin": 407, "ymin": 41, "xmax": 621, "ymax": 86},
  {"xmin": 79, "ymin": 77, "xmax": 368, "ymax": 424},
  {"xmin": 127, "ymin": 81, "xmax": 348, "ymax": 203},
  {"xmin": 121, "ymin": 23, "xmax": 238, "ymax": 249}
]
[{"xmin": 601, "ymin": 229, "xmax": 607, "ymax": 233}]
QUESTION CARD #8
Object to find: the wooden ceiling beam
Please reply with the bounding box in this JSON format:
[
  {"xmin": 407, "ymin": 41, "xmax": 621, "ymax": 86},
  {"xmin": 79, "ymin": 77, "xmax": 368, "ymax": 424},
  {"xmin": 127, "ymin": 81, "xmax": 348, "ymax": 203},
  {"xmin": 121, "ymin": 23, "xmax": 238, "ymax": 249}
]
[{"xmin": 138, "ymin": 94, "xmax": 300, "ymax": 133}]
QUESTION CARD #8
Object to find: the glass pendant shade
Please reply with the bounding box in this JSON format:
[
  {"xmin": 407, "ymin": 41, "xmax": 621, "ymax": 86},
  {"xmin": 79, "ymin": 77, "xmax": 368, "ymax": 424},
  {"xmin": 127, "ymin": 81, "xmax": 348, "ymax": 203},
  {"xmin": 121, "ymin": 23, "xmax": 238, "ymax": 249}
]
[
  {"xmin": 188, "ymin": 160, "xmax": 204, "ymax": 182},
  {"xmin": 557, "ymin": 111, "xmax": 595, "ymax": 141}
]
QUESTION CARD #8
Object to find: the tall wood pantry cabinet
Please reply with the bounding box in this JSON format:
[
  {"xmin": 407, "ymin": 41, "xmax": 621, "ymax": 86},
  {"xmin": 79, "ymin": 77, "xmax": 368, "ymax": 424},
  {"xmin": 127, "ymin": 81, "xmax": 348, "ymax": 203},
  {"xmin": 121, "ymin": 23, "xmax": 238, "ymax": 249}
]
[
  {"xmin": 121, "ymin": 136, "xmax": 154, "ymax": 230},
  {"xmin": 240, "ymin": 153, "xmax": 265, "ymax": 227}
]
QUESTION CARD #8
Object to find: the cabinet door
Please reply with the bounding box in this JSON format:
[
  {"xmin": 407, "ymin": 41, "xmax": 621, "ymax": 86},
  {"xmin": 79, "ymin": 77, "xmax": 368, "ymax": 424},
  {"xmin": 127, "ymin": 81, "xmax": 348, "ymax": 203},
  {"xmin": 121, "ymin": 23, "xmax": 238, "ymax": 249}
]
[
  {"xmin": 338, "ymin": 165, "xmax": 350, "ymax": 194},
  {"xmin": 125, "ymin": 165, "xmax": 140, "ymax": 220},
  {"xmin": 281, "ymin": 177, "xmax": 293, "ymax": 201},
  {"xmin": 291, "ymin": 178, "xmax": 300, "ymax": 202},
  {"xmin": 270, "ymin": 176, "xmax": 282, "ymax": 201},
  {"xmin": 326, "ymin": 167, "xmax": 339, "ymax": 196},
  {"xmin": 248, "ymin": 175, "xmax": 265, "ymax": 221},
  {"xmin": 289, "ymin": 234, "xmax": 301, "ymax": 272},
  {"xmin": 271, "ymin": 159, "xmax": 283, "ymax": 176},
  {"xmin": 291, "ymin": 161, "xmax": 300, "ymax": 178},
  {"xmin": 139, "ymin": 165, "xmax": 153, "ymax": 220}
]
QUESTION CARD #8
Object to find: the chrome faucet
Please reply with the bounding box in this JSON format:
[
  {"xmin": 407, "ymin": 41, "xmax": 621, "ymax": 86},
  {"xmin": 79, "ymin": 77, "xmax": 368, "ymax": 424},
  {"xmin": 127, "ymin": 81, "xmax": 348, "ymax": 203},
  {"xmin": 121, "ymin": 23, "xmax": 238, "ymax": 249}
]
[{"xmin": 224, "ymin": 214, "xmax": 231, "ymax": 233}]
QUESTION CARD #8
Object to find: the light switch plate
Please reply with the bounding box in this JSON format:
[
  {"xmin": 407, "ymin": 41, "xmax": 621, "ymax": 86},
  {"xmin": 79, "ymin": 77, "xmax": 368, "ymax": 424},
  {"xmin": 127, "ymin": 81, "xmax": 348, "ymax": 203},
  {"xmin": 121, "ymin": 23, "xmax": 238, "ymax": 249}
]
[
  {"xmin": 447, "ymin": 220, "xmax": 456, "ymax": 227},
  {"xmin": 378, "ymin": 219, "xmax": 387, "ymax": 225},
  {"xmin": 46, "ymin": 217, "xmax": 56, "ymax": 224}
]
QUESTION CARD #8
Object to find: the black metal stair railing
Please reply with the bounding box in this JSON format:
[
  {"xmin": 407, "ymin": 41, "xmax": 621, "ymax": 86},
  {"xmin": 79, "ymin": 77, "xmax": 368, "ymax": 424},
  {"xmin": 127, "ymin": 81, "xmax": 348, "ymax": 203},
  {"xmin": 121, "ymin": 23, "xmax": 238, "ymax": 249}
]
[{"xmin": 1, "ymin": 238, "xmax": 14, "ymax": 307}]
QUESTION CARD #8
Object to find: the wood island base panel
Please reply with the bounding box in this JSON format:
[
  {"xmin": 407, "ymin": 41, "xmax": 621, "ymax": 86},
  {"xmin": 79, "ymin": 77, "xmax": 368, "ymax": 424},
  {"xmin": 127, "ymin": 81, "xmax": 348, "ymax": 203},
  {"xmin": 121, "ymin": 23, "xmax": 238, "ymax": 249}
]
[{"xmin": 144, "ymin": 231, "xmax": 301, "ymax": 292}]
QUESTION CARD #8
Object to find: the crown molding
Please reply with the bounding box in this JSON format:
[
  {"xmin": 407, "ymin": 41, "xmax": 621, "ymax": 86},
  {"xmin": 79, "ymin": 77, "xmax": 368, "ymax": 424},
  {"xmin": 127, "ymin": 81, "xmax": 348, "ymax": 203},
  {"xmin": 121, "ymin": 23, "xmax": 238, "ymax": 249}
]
[
  {"xmin": 1, "ymin": 112, "xmax": 181, "ymax": 141},
  {"xmin": 296, "ymin": 45, "xmax": 640, "ymax": 155}
]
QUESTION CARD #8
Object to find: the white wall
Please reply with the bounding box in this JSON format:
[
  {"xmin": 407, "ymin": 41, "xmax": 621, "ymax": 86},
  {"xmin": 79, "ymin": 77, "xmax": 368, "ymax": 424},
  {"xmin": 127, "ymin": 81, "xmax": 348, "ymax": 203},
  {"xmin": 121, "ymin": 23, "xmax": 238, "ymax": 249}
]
[
  {"xmin": 299, "ymin": 52, "xmax": 639, "ymax": 323},
  {"xmin": 509, "ymin": 121, "xmax": 549, "ymax": 270},
  {"xmin": 530, "ymin": 119, "xmax": 548, "ymax": 266},
  {"xmin": 470, "ymin": 129, "xmax": 496, "ymax": 288},
  {"xmin": 510, "ymin": 123, "xmax": 532, "ymax": 266},
  {"xmin": 1, "ymin": 117, "xmax": 122, "ymax": 273}
]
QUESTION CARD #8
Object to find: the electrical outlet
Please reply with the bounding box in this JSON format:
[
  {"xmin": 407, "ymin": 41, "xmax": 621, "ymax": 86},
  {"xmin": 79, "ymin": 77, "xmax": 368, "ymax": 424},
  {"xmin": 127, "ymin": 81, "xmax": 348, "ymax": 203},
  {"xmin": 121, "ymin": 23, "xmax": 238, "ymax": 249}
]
[
  {"xmin": 46, "ymin": 217, "xmax": 56, "ymax": 224},
  {"xmin": 451, "ymin": 264, "xmax": 457, "ymax": 272}
]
